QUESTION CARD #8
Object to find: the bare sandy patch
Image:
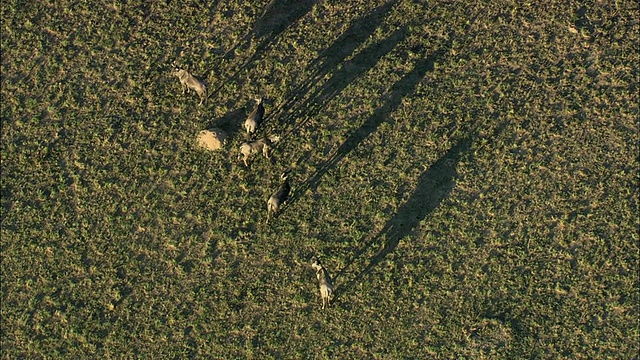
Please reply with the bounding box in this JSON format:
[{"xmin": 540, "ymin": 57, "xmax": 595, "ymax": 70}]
[{"xmin": 196, "ymin": 128, "xmax": 228, "ymax": 151}]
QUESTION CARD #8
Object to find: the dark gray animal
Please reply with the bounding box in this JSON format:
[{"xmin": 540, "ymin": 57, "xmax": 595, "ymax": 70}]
[
  {"xmin": 266, "ymin": 171, "xmax": 290, "ymax": 223},
  {"xmin": 244, "ymin": 97, "xmax": 264, "ymax": 135}
]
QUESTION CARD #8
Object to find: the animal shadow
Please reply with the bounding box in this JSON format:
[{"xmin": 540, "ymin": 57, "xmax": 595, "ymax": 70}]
[
  {"xmin": 274, "ymin": 0, "xmax": 400, "ymax": 123},
  {"xmin": 212, "ymin": 0, "xmax": 318, "ymax": 96},
  {"xmin": 288, "ymin": 45, "xmax": 447, "ymax": 207},
  {"xmin": 337, "ymin": 136, "xmax": 472, "ymax": 293}
]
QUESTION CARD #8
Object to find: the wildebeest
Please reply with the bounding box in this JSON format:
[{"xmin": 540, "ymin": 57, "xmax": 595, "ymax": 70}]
[
  {"xmin": 244, "ymin": 97, "xmax": 264, "ymax": 135},
  {"xmin": 238, "ymin": 135, "xmax": 280, "ymax": 167},
  {"xmin": 311, "ymin": 259, "xmax": 334, "ymax": 309},
  {"xmin": 266, "ymin": 171, "xmax": 290, "ymax": 223},
  {"xmin": 173, "ymin": 67, "xmax": 207, "ymax": 105}
]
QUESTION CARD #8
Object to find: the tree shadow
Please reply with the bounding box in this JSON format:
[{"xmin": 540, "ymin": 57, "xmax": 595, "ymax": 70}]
[
  {"xmin": 335, "ymin": 137, "xmax": 472, "ymax": 293},
  {"xmin": 289, "ymin": 45, "xmax": 448, "ymax": 205}
]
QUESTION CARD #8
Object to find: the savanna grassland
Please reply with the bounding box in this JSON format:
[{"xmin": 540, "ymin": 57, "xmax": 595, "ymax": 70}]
[{"xmin": 1, "ymin": 0, "xmax": 638, "ymax": 358}]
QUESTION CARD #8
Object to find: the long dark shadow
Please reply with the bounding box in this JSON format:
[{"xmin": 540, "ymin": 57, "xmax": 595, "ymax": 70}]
[
  {"xmin": 337, "ymin": 137, "xmax": 472, "ymax": 293},
  {"xmin": 211, "ymin": 0, "xmax": 317, "ymax": 96},
  {"xmin": 253, "ymin": 0, "xmax": 317, "ymax": 41},
  {"xmin": 274, "ymin": 0, "xmax": 399, "ymax": 119},
  {"xmin": 333, "ymin": 118, "xmax": 510, "ymax": 296},
  {"xmin": 284, "ymin": 25, "xmax": 409, "ymax": 133},
  {"xmin": 290, "ymin": 45, "xmax": 447, "ymax": 205},
  {"xmin": 311, "ymin": 1, "xmax": 399, "ymax": 78}
]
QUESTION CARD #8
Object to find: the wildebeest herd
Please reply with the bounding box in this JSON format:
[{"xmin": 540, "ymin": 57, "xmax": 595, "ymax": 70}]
[{"xmin": 172, "ymin": 65, "xmax": 334, "ymax": 309}]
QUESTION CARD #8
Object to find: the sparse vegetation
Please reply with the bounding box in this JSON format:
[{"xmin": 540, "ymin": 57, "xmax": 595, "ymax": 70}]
[{"xmin": 1, "ymin": 0, "xmax": 638, "ymax": 358}]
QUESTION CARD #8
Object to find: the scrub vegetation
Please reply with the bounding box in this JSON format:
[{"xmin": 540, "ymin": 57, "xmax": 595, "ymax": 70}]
[{"xmin": 1, "ymin": 0, "xmax": 638, "ymax": 358}]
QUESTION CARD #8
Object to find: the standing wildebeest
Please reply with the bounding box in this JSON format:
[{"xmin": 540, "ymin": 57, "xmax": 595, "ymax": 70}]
[
  {"xmin": 173, "ymin": 67, "xmax": 207, "ymax": 105},
  {"xmin": 244, "ymin": 97, "xmax": 264, "ymax": 135},
  {"xmin": 266, "ymin": 171, "xmax": 290, "ymax": 223},
  {"xmin": 238, "ymin": 135, "xmax": 280, "ymax": 167},
  {"xmin": 311, "ymin": 259, "xmax": 334, "ymax": 309}
]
